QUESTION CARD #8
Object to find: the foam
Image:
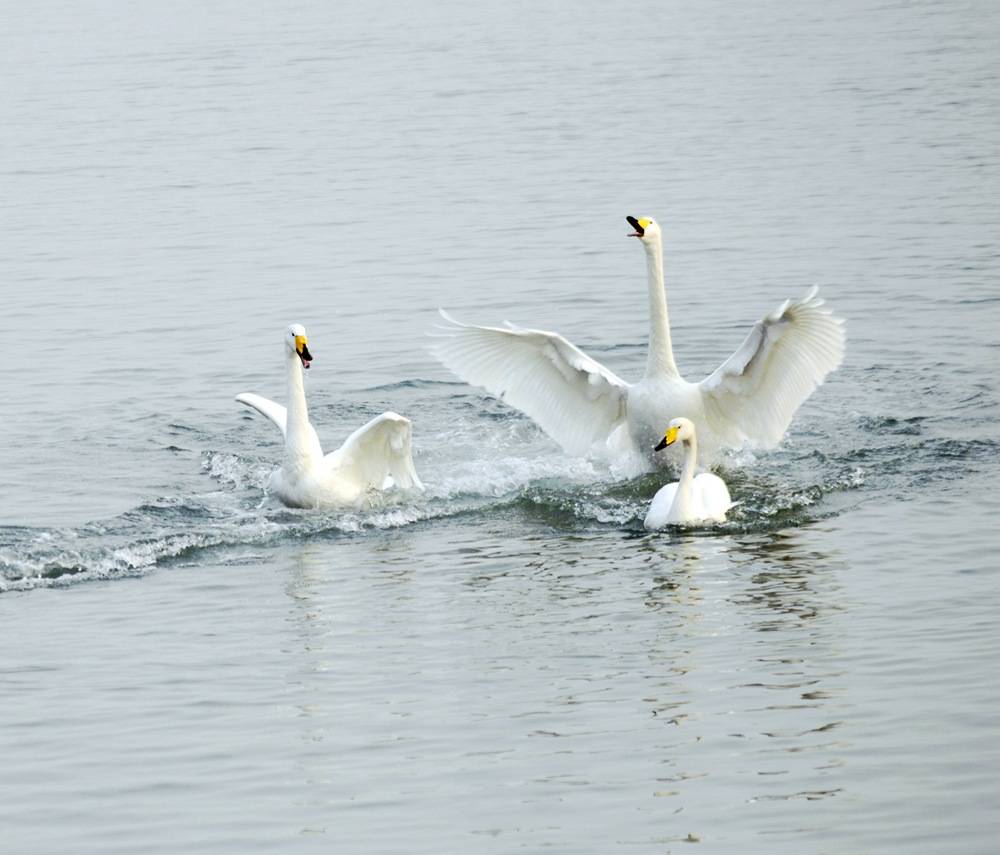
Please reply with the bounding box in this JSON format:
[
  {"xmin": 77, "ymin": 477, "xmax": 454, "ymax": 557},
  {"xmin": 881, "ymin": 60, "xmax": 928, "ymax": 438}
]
[{"xmin": 1, "ymin": 432, "xmax": 905, "ymax": 593}]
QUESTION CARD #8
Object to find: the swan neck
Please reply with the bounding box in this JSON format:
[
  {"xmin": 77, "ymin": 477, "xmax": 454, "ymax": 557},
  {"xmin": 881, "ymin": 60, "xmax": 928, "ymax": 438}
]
[
  {"xmin": 284, "ymin": 352, "xmax": 314, "ymax": 461},
  {"xmin": 679, "ymin": 435, "xmax": 698, "ymax": 487},
  {"xmin": 671, "ymin": 438, "xmax": 698, "ymax": 519},
  {"xmin": 644, "ymin": 238, "xmax": 679, "ymax": 379}
]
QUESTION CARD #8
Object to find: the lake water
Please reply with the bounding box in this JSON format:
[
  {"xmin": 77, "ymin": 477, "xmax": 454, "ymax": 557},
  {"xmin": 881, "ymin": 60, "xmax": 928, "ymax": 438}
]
[{"xmin": 2, "ymin": 1, "xmax": 999, "ymax": 852}]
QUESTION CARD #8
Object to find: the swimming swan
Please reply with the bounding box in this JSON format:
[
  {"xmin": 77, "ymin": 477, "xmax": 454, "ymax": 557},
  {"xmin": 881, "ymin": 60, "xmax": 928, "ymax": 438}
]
[
  {"xmin": 644, "ymin": 418, "xmax": 733, "ymax": 529},
  {"xmin": 236, "ymin": 324, "xmax": 423, "ymax": 508},
  {"xmin": 432, "ymin": 216, "xmax": 845, "ymax": 464}
]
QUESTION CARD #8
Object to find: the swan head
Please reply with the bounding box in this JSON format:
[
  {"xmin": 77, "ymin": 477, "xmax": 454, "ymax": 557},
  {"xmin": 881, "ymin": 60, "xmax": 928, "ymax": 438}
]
[
  {"xmin": 285, "ymin": 323, "xmax": 313, "ymax": 369},
  {"xmin": 626, "ymin": 215, "xmax": 661, "ymax": 245},
  {"xmin": 654, "ymin": 417, "xmax": 695, "ymax": 451}
]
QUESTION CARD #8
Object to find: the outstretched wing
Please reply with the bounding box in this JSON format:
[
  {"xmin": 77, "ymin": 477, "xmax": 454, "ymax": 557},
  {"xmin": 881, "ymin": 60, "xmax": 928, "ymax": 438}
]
[
  {"xmin": 235, "ymin": 392, "xmax": 324, "ymax": 454},
  {"xmin": 235, "ymin": 393, "xmax": 288, "ymax": 435},
  {"xmin": 430, "ymin": 310, "xmax": 630, "ymax": 456},
  {"xmin": 699, "ymin": 287, "xmax": 845, "ymax": 447},
  {"xmin": 326, "ymin": 412, "xmax": 423, "ymax": 492}
]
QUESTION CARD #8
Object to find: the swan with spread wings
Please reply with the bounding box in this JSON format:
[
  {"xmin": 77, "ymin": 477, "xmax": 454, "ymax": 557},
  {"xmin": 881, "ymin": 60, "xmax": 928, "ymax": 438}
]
[{"xmin": 432, "ymin": 216, "xmax": 845, "ymax": 465}]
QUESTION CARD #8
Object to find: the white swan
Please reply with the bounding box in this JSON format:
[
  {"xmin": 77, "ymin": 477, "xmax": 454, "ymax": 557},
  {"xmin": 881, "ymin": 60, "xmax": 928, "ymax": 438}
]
[
  {"xmin": 644, "ymin": 418, "xmax": 733, "ymax": 529},
  {"xmin": 432, "ymin": 216, "xmax": 845, "ymax": 465},
  {"xmin": 236, "ymin": 324, "xmax": 423, "ymax": 508}
]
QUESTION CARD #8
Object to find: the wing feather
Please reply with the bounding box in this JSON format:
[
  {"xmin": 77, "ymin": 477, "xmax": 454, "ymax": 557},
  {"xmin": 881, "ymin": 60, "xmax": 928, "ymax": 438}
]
[
  {"xmin": 699, "ymin": 287, "xmax": 845, "ymax": 447},
  {"xmin": 430, "ymin": 310, "xmax": 630, "ymax": 456},
  {"xmin": 326, "ymin": 412, "xmax": 423, "ymax": 492},
  {"xmin": 235, "ymin": 393, "xmax": 288, "ymax": 436},
  {"xmin": 235, "ymin": 392, "xmax": 323, "ymax": 454}
]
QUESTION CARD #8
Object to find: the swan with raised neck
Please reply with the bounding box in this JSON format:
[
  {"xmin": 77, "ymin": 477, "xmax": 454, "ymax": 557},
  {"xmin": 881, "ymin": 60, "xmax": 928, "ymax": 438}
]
[
  {"xmin": 432, "ymin": 215, "xmax": 845, "ymax": 467},
  {"xmin": 627, "ymin": 215, "xmax": 679, "ymax": 380},
  {"xmin": 282, "ymin": 323, "xmax": 322, "ymax": 476},
  {"xmin": 235, "ymin": 324, "xmax": 423, "ymax": 508}
]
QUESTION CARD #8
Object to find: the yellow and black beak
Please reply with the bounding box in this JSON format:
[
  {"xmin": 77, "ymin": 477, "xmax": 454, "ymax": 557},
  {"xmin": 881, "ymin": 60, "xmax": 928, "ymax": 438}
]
[
  {"xmin": 295, "ymin": 335, "xmax": 313, "ymax": 369},
  {"xmin": 626, "ymin": 216, "xmax": 650, "ymax": 238},
  {"xmin": 653, "ymin": 425, "xmax": 679, "ymax": 452}
]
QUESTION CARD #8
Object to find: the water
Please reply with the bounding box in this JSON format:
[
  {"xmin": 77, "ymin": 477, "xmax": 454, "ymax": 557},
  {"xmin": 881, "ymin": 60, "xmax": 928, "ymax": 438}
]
[{"xmin": 2, "ymin": 0, "xmax": 999, "ymax": 851}]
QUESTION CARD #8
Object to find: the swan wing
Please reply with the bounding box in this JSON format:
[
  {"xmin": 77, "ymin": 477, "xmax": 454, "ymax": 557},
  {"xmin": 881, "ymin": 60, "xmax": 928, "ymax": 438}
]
[
  {"xmin": 236, "ymin": 393, "xmax": 288, "ymax": 436},
  {"xmin": 235, "ymin": 392, "xmax": 324, "ymax": 454},
  {"xmin": 326, "ymin": 412, "xmax": 423, "ymax": 492},
  {"xmin": 699, "ymin": 287, "xmax": 845, "ymax": 447},
  {"xmin": 431, "ymin": 310, "xmax": 630, "ymax": 456}
]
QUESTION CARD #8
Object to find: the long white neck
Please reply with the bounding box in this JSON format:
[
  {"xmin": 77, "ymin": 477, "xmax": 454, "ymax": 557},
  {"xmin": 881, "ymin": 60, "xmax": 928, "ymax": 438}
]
[
  {"xmin": 671, "ymin": 436, "xmax": 698, "ymax": 520},
  {"xmin": 284, "ymin": 350, "xmax": 319, "ymax": 468},
  {"xmin": 643, "ymin": 236, "xmax": 679, "ymax": 380}
]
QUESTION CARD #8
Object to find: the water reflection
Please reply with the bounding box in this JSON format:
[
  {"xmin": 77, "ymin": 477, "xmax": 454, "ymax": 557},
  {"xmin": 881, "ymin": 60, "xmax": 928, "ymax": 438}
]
[
  {"xmin": 633, "ymin": 526, "xmax": 852, "ymax": 824},
  {"xmin": 275, "ymin": 526, "xmax": 854, "ymax": 843},
  {"xmin": 284, "ymin": 545, "xmax": 333, "ymax": 745},
  {"xmin": 724, "ymin": 527, "xmax": 846, "ymax": 629}
]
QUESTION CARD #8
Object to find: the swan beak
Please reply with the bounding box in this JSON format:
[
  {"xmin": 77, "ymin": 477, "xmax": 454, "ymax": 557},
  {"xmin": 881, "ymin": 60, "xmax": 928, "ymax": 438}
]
[
  {"xmin": 626, "ymin": 215, "xmax": 644, "ymax": 238},
  {"xmin": 654, "ymin": 425, "xmax": 679, "ymax": 451},
  {"xmin": 295, "ymin": 335, "xmax": 313, "ymax": 369}
]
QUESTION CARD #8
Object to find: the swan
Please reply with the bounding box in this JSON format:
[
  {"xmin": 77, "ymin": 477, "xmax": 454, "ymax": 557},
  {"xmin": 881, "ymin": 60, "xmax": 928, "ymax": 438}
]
[
  {"xmin": 644, "ymin": 418, "xmax": 733, "ymax": 529},
  {"xmin": 235, "ymin": 324, "xmax": 423, "ymax": 508},
  {"xmin": 431, "ymin": 216, "xmax": 845, "ymax": 466}
]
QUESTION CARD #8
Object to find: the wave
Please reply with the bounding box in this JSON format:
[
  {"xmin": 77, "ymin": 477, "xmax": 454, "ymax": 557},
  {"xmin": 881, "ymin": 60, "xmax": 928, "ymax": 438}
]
[
  {"xmin": 1, "ymin": 411, "xmax": 990, "ymax": 593},
  {"xmin": 0, "ymin": 492, "xmax": 469, "ymax": 593}
]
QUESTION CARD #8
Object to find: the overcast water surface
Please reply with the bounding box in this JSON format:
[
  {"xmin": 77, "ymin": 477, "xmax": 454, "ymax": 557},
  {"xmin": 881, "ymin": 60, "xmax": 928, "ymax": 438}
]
[{"xmin": 2, "ymin": 1, "xmax": 999, "ymax": 853}]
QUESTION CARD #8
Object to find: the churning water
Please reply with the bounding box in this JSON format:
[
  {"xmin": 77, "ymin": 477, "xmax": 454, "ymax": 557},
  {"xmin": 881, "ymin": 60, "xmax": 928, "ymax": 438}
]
[{"xmin": 1, "ymin": 1, "xmax": 998, "ymax": 852}]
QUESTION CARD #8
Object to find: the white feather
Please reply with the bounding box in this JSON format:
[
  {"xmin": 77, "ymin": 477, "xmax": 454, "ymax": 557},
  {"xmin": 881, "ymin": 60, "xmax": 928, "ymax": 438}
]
[
  {"xmin": 237, "ymin": 326, "xmax": 423, "ymax": 508},
  {"xmin": 236, "ymin": 392, "xmax": 325, "ymax": 459},
  {"xmin": 324, "ymin": 412, "xmax": 424, "ymax": 493},
  {"xmin": 644, "ymin": 418, "xmax": 734, "ymax": 528},
  {"xmin": 432, "ymin": 218, "xmax": 845, "ymax": 463},
  {"xmin": 235, "ymin": 392, "xmax": 288, "ymax": 435},
  {"xmin": 430, "ymin": 310, "xmax": 630, "ymax": 457},
  {"xmin": 700, "ymin": 286, "xmax": 846, "ymax": 447}
]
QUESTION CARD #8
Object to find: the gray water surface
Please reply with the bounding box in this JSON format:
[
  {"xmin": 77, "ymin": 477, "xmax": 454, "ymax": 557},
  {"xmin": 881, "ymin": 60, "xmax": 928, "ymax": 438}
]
[{"xmin": 2, "ymin": 1, "xmax": 999, "ymax": 853}]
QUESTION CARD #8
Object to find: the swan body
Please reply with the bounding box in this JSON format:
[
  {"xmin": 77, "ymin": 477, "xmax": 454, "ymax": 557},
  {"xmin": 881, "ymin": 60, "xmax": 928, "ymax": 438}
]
[
  {"xmin": 432, "ymin": 216, "xmax": 845, "ymax": 466},
  {"xmin": 236, "ymin": 324, "xmax": 423, "ymax": 508},
  {"xmin": 644, "ymin": 418, "xmax": 733, "ymax": 529}
]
